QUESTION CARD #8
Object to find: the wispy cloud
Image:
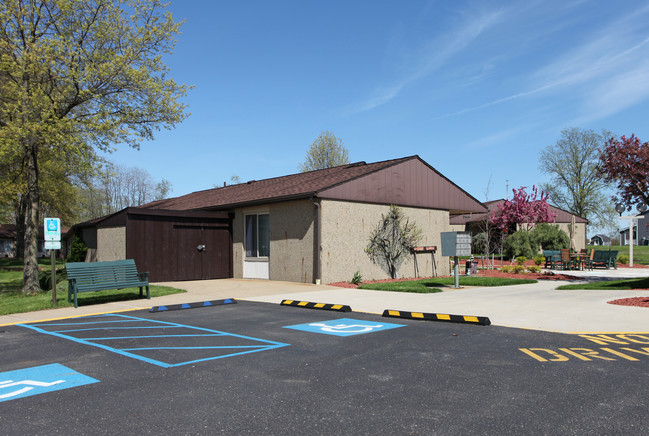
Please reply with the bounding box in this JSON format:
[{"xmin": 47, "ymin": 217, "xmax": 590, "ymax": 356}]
[
  {"xmin": 436, "ymin": 3, "xmax": 649, "ymax": 121},
  {"xmin": 345, "ymin": 6, "xmax": 507, "ymax": 115}
]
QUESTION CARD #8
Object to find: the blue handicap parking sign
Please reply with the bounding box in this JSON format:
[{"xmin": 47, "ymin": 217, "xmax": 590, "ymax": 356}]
[
  {"xmin": 0, "ymin": 363, "xmax": 99, "ymax": 402},
  {"xmin": 284, "ymin": 318, "xmax": 405, "ymax": 337}
]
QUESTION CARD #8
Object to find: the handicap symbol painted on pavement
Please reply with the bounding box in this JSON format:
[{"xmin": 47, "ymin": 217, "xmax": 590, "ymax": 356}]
[
  {"xmin": 0, "ymin": 363, "xmax": 99, "ymax": 402},
  {"xmin": 284, "ymin": 318, "xmax": 406, "ymax": 337}
]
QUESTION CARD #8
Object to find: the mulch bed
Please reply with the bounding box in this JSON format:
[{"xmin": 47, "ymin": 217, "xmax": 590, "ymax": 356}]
[
  {"xmin": 327, "ymin": 268, "xmax": 582, "ymax": 289},
  {"xmin": 608, "ymin": 297, "xmax": 649, "ymax": 308}
]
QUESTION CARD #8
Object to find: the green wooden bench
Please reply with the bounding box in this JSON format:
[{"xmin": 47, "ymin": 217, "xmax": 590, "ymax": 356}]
[
  {"xmin": 542, "ymin": 250, "xmax": 561, "ymax": 269},
  {"xmin": 590, "ymin": 250, "xmax": 618, "ymax": 270},
  {"xmin": 66, "ymin": 259, "xmax": 150, "ymax": 308}
]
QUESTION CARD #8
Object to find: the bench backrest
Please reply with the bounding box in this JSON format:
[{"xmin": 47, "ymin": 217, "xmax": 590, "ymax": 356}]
[{"xmin": 66, "ymin": 259, "xmax": 142, "ymax": 289}]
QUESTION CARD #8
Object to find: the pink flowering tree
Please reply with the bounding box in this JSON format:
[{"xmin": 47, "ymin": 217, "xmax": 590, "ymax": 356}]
[
  {"xmin": 599, "ymin": 135, "xmax": 649, "ymax": 209},
  {"xmin": 490, "ymin": 186, "xmax": 556, "ymax": 232}
]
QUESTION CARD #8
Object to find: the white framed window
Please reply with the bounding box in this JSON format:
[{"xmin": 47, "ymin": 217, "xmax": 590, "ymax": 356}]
[{"xmin": 245, "ymin": 214, "xmax": 269, "ymax": 258}]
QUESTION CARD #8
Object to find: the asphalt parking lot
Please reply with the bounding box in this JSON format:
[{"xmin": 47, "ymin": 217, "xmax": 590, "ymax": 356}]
[{"xmin": 1, "ymin": 300, "xmax": 648, "ymax": 434}]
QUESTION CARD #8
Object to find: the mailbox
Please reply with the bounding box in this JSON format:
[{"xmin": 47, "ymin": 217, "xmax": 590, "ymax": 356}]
[{"xmin": 441, "ymin": 231, "xmax": 472, "ymax": 257}]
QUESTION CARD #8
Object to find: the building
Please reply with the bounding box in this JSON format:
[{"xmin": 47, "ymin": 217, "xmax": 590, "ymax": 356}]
[
  {"xmin": 0, "ymin": 224, "xmax": 60, "ymax": 258},
  {"xmin": 449, "ymin": 199, "xmax": 589, "ymax": 251},
  {"xmin": 590, "ymin": 234, "xmax": 612, "ymax": 246},
  {"xmin": 69, "ymin": 156, "xmax": 487, "ymax": 283},
  {"xmin": 619, "ymin": 213, "xmax": 649, "ymax": 245}
]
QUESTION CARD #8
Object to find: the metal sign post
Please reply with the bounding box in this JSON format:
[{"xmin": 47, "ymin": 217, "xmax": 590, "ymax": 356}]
[
  {"xmin": 44, "ymin": 218, "xmax": 61, "ymax": 306},
  {"xmin": 619, "ymin": 215, "xmax": 644, "ymax": 267}
]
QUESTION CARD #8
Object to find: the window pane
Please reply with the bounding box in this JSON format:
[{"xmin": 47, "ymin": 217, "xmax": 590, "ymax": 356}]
[
  {"xmin": 245, "ymin": 215, "xmax": 257, "ymax": 257},
  {"xmin": 258, "ymin": 214, "xmax": 270, "ymax": 257}
]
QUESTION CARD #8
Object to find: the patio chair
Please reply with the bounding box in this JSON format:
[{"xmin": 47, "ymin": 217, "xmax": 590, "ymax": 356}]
[{"xmin": 560, "ymin": 249, "xmax": 576, "ymax": 270}]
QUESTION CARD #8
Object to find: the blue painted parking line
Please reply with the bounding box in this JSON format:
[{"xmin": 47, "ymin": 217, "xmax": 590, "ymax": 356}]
[
  {"xmin": 0, "ymin": 363, "xmax": 98, "ymax": 402},
  {"xmin": 284, "ymin": 318, "xmax": 406, "ymax": 337},
  {"xmin": 19, "ymin": 314, "xmax": 289, "ymax": 368}
]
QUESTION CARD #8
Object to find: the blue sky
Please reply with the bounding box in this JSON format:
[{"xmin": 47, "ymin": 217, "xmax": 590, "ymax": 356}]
[{"xmin": 107, "ymin": 0, "xmax": 649, "ymax": 209}]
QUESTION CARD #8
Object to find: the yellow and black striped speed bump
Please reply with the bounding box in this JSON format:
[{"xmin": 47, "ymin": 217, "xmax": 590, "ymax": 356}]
[
  {"xmin": 150, "ymin": 298, "xmax": 237, "ymax": 313},
  {"xmin": 280, "ymin": 300, "xmax": 352, "ymax": 312},
  {"xmin": 382, "ymin": 309, "xmax": 490, "ymax": 326}
]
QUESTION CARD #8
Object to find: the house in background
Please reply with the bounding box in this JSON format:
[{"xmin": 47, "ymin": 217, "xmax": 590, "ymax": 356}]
[
  {"xmin": 618, "ymin": 211, "xmax": 649, "ymax": 246},
  {"xmin": 0, "ymin": 224, "xmax": 61, "ymax": 258},
  {"xmin": 590, "ymin": 234, "xmax": 612, "ymax": 246},
  {"xmin": 69, "ymin": 156, "xmax": 487, "ymax": 284},
  {"xmin": 449, "ymin": 199, "xmax": 589, "ymax": 251}
]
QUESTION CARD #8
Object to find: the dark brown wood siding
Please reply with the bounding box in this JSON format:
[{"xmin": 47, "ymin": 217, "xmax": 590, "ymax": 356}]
[
  {"xmin": 125, "ymin": 211, "xmax": 232, "ymax": 282},
  {"xmin": 317, "ymin": 159, "xmax": 486, "ymax": 214}
]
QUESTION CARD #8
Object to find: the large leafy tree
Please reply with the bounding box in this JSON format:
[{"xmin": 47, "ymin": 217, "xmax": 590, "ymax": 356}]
[
  {"xmin": 490, "ymin": 186, "xmax": 556, "ymax": 233},
  {"xmin": 599, "ymin": 135, "xmax": 649, "ymax": 210},
  {"xmin": 0, "ymin": 0, "xmax": 189, "ymax": 294},
  {"xmin": 298, "ymin": 130, "xmax": 350, "ymax": 172},
  {"xmin": 539, "ymin": 127, "xmax": 616, "ymax": 229}
]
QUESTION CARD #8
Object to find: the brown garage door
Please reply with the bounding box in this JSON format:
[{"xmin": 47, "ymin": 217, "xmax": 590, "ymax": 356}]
[{"xmin": 126, "ymin": 210, "xmax": 232, "ymax": 282}]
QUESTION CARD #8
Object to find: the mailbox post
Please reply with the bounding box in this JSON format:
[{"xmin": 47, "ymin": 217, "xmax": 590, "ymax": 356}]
[{"xmin": 441, "ymin": 231, "xmax": 472, "ymax": 288}]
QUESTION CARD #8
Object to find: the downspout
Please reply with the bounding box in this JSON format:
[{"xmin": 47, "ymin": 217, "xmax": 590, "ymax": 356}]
[{"xmin": 311, "ymin": 197, "xmax": 321, "ymax": 284}]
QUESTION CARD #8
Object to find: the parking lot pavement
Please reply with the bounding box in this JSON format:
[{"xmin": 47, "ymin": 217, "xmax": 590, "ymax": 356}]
[{"xmin": 1, "ymin": 301, "xmax": 649, "ymax": 434}]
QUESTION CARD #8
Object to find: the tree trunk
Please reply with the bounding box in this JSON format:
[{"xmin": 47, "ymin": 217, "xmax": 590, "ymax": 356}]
[
  {"xmin": 22, "ymin": 142, "xmax": 41, "ymax": 295},
  {"xmin": 14, "ymin": 195, "xmax": 26, "ymax": 259}
]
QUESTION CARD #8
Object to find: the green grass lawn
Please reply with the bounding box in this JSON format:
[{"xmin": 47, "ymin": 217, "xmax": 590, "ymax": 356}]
[
  {"xmin": 0, "ymin": 259, "xmax": 186, "ymax": 316},
  {"xmin": 557, "ymin": 277, "xmax": 649, "ymax": 291},
  {"xmin": 0, "ymin": 284, "xmax": 185, "ymax": 316},
  {"xmin": 0, "ymin": 257, "xmax": 65, "ymax": 268},
  {"xmin": 358, "ymin": 276, "xmax": 537, "ymax": 293}
]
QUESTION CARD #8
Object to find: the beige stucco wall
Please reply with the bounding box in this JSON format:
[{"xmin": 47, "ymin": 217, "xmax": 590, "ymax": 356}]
[
  {"xmin": 320, "ymin": 200, "xmax": 451, "ymax": 284},
  {"xmin": 232, "ymin": 200, "xmax": 315, "ymax": 282},
  {"xmin": 96, "ymin": 227, "xmax": 126, "ymax": 261},
  {"xmin": 555, "ymin": 222, "xmax": 587, "ymax": 251}
]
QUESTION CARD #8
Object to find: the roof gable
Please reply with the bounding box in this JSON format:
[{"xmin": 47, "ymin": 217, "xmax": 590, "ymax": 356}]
[
  {"xmin": 318, "ymin": 157, "xmax": 486, "ymax": 213},
  {"xmin": 142, "ymin": 155, "xmax": 486, "ymax": 213}
]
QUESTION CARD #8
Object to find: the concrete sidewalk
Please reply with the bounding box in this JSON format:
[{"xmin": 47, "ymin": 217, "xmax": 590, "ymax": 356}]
[{"xmin": 2, "ymin": 270, "xmax": 648, "ymax": 333}]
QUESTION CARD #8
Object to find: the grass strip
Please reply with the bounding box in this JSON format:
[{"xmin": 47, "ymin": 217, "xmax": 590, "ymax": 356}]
[
  {"xmin": 358, "ymin": 276, "xmax": 536, "ymax": 293},
  {"xmin": 0, "ymin": 284, "xmax": 186, "ymax": 316},
  {"xmin": 557, "ymin": 277, "xmax": 649, "ymax": 290}
]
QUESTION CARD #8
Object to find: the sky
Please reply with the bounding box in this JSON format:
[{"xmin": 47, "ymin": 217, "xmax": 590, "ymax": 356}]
[{"xmin": 106, "ymin": 0, "xmax": 649, "ymax": 219}]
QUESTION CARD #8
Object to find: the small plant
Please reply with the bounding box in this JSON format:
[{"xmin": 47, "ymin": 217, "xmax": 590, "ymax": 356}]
[
  {"xmin": 350, "ymin": 271, "xmax": 363, "ymax": 285},
  {"xmin": 533, "ymin": 255, "xmax": 545, "ymax": 266},
  {"xmin": 515, "ymin": 256, "xmax": 528, "ymax": 266},
  {"xmin": 500, "ymin": 265, "xmax": 513, "ymax": 273},
  {"xmin": 512, "ymin": 264, "xmax": 526, "ymax": 274},
  {"xmin": 618, "ymin": 254, "xmax": 629, "ymax": 265},
  {"xmin": 528, "ymin": 265, "xmax": 541, "ymax": 273}
]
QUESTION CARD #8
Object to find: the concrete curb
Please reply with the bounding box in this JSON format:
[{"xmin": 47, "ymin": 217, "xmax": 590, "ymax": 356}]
[
  {"xmin": 382, "ymin": 309, "xmax": 491, "ymax": 326},
  {"xmin": 150, "ymin": 298, "xmax": 236, "ymax": 313},
  {"xmin": 280, "ymin": 299, "xmax": 352, "ymax": 312}
]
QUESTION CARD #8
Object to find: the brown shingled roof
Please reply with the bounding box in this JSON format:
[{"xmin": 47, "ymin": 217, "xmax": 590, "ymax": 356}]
[
  {"xmin": 141, "ymin": 156, "xmax": 417, "ymax": 211},
  {"xmin": 450, "ymin": 199, "xmax": 588, "ymax": 225}
]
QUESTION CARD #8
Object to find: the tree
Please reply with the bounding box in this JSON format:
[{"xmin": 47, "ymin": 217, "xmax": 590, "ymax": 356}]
[
  {"xmin": 530, "ymin": 223, "xmax": 569, "ymax": 251},
  {"xmin": 539, "ymin": 127, "xmax": 617, "ymax": 230},
  {"xmin": 0, "ymin": 0, "xmax": 189, "ymax": 294},
  {"xmin": 365, "ymin": 205, "xmax": 422, "ymax": 279},
  {"xmin": 599, "ymin": 135, "xmax": 649, "ymax": 210},
  {"xmin": 76, "ymin": 163, "xmax": 173, "ymax": 221},
  {"xmin": 298, "ymin": 130, "xmax": 350, "ymax": 172},
  {"xmin": 490, "ymin": 186, "xmax": 556, "ymax": 232}
]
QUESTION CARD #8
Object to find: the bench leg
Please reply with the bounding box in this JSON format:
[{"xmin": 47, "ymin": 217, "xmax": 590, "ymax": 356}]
[{"xmin": 74, "ymin": 290, "xmax": 78, "ymax": 308}]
